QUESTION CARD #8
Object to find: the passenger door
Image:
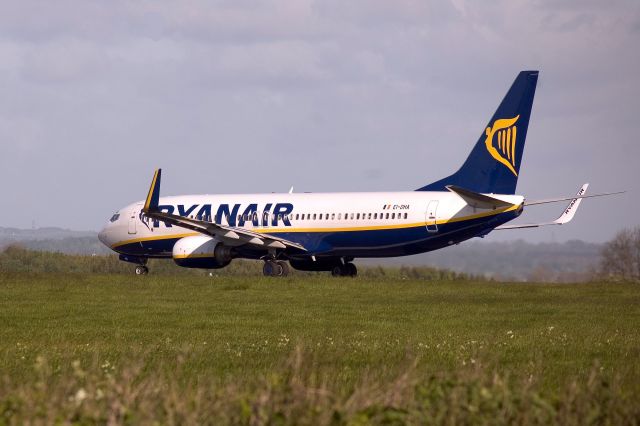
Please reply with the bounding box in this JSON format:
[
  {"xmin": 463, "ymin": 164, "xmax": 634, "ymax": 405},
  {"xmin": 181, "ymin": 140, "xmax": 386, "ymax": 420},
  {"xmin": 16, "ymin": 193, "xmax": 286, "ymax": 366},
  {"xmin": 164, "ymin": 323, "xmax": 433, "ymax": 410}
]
[{"xmin": 128, "ymin": 207, "xmax": 139, "ymax": 234}]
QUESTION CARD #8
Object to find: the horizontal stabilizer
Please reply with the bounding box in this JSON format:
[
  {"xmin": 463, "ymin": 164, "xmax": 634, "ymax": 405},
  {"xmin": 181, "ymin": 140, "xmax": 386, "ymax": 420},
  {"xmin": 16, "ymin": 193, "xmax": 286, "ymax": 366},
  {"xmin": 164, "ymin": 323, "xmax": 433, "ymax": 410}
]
[{"xmin": 446, "ymin": 185, "xmax": 515, "ymax": 209}]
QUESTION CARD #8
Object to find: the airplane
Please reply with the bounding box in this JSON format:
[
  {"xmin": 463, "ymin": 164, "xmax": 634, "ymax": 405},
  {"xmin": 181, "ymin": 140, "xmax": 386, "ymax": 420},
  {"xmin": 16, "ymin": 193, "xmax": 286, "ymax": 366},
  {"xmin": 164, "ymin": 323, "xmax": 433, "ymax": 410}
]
[{"xmin": 98, "ymin": 70, "xmax": 621, "ymax": 277}]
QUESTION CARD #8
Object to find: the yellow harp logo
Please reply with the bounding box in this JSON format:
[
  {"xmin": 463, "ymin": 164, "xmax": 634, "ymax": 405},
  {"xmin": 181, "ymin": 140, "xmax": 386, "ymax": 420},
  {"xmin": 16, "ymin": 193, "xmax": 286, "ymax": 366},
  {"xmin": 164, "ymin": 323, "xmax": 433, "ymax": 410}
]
[{"xmin": 485, "ymin": 115, "xmax": 520, "ymax": 176}]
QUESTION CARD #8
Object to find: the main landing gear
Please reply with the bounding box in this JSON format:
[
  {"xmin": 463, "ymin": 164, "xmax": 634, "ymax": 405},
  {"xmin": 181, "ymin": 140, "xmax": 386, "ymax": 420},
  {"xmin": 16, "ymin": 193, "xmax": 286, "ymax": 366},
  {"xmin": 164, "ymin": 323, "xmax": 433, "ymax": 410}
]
[
  {"xmin": 331, "ymin": 262, "xmax": 358, "ymax": 278},
  {"xmin": 135, "ymin": 265, "xmax": 149, "ymax": 275},
  {"xmin": 262, "ymin": 260, "xmax": 290, "ymax": 277}
]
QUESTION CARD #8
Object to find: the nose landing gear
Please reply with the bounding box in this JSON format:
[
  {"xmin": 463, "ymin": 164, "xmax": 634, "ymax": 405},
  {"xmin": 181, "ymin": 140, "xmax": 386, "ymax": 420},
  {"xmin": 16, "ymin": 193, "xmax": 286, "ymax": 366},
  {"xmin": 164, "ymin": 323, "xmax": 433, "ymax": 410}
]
[
  {"xmin": 135, "ymin": 265, "xmax": 149, "ymax": 275},
  {"xmin": 136, "ymin": 265, "xmax": 149, "ymax": 275}
]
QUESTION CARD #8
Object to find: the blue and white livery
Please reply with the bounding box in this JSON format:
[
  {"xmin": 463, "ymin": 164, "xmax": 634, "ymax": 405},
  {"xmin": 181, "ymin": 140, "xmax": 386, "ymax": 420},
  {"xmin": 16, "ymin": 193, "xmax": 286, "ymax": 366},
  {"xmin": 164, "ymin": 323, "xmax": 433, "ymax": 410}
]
[{"xmin": 98, "ymin": 71, "xmax": 620, "ymax": 276}]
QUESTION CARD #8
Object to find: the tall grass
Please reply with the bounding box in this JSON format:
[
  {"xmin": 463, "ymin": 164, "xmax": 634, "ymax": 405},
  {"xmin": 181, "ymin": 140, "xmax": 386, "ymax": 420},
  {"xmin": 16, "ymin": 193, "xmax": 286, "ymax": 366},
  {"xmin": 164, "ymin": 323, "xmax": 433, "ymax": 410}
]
[
  {"xmin": 2, "ymin": 347, "xmax": 637, "ymax": 425},
  {"xmin": 1, "ymin": 249, "xmax": 639, "ymax": 424},
  {"xmin": 0, "ymin": 245, "xmax": 479, "ymax": 280}
]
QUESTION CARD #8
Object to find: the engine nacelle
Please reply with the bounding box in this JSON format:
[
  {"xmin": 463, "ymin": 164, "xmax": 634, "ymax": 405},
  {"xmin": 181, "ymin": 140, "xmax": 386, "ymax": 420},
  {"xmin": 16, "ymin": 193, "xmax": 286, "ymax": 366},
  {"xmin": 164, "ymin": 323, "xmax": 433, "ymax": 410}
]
[{"xmin": 172, "ymin": 235, "xmax": 233, "ymax": 269}]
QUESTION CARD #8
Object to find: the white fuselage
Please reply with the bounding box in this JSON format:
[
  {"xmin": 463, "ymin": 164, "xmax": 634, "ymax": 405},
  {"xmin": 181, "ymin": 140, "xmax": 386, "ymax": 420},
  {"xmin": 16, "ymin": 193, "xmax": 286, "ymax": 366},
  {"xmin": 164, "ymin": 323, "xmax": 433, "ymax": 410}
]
[{"xmin": 99, "ymin": 191, "xmax": 523, "ymax": 258}]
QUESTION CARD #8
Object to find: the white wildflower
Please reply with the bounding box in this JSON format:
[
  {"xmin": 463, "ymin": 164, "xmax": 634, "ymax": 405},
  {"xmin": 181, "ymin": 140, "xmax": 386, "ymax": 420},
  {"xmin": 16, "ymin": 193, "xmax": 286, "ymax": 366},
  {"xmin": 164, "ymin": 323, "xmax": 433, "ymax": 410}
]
[{"xmin": 74, "ymin": 388, "xmax": 87, "ymax": 405}]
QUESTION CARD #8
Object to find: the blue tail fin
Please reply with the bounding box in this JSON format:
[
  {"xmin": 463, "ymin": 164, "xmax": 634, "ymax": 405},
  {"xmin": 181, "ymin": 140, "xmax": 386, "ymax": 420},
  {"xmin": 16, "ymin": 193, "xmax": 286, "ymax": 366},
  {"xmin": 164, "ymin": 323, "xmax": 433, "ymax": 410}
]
[{"xmin": 417, "ymin": 70, "xmax": 538, "ymax": 194}]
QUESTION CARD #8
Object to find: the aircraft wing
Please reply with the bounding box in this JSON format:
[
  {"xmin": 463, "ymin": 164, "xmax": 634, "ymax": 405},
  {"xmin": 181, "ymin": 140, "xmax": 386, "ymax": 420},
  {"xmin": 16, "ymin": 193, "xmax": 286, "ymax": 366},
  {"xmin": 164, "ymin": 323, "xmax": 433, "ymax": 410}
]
[
  {"xmin": 495, "ymin": 183, "xmax": 589, "ymax": 230},
  {"xmin": 141, "ymin": 169, "xmax": 307, "ymax": 252}
]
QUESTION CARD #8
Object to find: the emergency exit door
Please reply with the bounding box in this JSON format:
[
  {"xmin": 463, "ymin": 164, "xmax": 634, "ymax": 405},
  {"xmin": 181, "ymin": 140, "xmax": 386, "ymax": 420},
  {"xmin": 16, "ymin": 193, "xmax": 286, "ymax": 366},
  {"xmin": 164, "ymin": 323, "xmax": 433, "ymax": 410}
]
[{"xmin": 425, "ymin": 200, "xmax": 438, "ymax": 233}]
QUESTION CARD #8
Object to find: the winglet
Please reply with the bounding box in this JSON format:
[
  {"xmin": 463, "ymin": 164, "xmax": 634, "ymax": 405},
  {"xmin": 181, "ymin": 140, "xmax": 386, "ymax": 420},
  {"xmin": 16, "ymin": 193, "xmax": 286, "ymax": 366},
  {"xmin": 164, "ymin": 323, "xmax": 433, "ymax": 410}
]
[
  {"xmin": 142, "ymin": 169, "xmax": 161, "ymax": 213},
  {"xmin": 495, "ymin": 183, "xmax": 590, "ymax": 230},
  {"xmin": 553, "ymin": 183, "xmax": 588, "ymax": 225}
]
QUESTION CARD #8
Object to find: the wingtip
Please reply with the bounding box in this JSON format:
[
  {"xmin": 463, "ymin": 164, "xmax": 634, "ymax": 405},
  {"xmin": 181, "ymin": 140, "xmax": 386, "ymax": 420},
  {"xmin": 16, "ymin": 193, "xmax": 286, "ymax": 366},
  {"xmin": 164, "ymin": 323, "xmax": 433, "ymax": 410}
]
[{"xmin": 142, "ymin": 169, "xmax": 162, "ymax": 213}]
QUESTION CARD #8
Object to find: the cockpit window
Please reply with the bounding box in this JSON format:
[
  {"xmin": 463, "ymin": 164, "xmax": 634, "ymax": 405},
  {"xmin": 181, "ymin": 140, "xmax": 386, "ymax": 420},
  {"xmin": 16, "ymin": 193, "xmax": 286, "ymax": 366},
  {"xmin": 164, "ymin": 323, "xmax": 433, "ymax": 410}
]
[{"xmin": 109, "ymin": 213, "xmax": 120, "ymax": 223}]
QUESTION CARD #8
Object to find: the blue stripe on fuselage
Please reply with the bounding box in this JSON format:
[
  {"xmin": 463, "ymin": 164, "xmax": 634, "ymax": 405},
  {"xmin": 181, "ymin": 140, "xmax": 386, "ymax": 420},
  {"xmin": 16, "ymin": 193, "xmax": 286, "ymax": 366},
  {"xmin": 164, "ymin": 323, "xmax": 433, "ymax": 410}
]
[{"xmin": 113, "ymin": 210, "xmax": 518, "ymax": 259}]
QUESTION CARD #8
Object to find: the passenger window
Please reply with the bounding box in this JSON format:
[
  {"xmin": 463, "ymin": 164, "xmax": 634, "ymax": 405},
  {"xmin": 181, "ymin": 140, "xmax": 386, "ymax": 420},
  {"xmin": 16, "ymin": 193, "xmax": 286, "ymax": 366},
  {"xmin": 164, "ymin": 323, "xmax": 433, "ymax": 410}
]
[
  {"xmin": 367, "ymin": 213, "xmax": 371, "ymax": 219},
  {"xmin": 295, "ymin": 214, "xmax": 299, "ymax": 220},
  {"xmin": 374, "ymin": 213, "xmax": 377, "ymax": 219},
  {"xmin": 386, "ymin": 213, "xmax": 389, "ymax": 219},
  {"xmin": 356, "ymin": 213, "xmax": 360, "ymax": 220},
  {"xmin": 404, "ymin": 213, "xmax": 407, "ymax": 219},
  {"xmin": 313, "ymin": 214, "xmax": 317, "ymax": 220},
  {"xmin": 331, "ymin": 213, "xmax": 335, "ymax": 220},
  {"xmin": 338, "ymin": 213, "xmax": 341, "ymax": 220},
  {"xmin": 392, "ymin": 213, "xmax": 395, "ymax": 219}
]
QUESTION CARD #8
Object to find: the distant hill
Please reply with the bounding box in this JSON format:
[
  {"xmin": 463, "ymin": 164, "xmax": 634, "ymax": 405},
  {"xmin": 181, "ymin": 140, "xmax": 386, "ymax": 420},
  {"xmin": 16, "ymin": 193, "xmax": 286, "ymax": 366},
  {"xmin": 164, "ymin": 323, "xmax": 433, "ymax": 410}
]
[
  {"xmin": 0, "ymin": 226, "xmax": 96, "ymax": 241},
  {"xmin": 410, "ymin": 239, "xmax": 602, "ymax": 282},
  {"xmin": 0, "ymin": 227, "xmax": 602, "ymax": 281},
  {"xmin": 0, "ymin": 227, "xmax": 110, "ymax": 255}
]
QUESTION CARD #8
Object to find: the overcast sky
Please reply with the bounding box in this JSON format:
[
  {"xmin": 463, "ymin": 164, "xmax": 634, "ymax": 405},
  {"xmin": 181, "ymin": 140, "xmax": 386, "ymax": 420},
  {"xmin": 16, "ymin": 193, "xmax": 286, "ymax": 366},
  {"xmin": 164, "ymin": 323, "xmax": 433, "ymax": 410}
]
[{"xmin": 1, "ymin": 0, "xmax": 638, "ymax": 243}]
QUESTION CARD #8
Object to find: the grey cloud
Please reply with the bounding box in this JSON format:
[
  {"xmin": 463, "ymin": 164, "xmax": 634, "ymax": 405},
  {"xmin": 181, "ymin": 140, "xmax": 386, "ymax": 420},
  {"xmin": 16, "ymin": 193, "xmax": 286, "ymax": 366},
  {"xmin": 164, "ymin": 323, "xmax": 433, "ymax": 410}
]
[{"xmin": 0, "ymin": 0, "xmax": 638, "ymax": 244}]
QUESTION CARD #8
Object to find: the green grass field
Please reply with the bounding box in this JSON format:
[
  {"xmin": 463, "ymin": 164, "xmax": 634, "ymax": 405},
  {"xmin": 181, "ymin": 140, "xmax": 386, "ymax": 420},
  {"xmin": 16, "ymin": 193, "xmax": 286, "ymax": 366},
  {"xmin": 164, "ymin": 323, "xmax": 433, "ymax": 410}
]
[{"xmin": 1, "ymin": 272, "xmax": 639, "ymax": 424}]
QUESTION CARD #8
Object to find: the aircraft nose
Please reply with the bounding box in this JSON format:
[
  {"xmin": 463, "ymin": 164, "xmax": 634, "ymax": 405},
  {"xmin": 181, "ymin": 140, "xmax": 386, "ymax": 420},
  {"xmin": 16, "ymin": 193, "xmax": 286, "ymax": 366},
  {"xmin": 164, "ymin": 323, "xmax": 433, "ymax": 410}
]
[{"xmin": 98, "ymin": 227, "xmax": 110, "ymax": 247}]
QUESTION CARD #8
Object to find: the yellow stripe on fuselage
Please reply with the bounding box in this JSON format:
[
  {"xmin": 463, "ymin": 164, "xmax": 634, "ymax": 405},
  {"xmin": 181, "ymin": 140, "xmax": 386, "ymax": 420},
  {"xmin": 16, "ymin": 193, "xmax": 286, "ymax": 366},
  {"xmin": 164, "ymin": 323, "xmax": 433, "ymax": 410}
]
[{"xmin": 111, "ymin": 205, "xmax": 519, "ymax": 249}]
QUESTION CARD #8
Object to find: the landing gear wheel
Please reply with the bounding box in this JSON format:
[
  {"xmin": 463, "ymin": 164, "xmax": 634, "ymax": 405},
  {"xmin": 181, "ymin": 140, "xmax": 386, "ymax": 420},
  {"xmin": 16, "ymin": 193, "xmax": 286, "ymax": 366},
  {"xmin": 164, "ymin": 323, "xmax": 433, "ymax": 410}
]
[
  {"xmin": 135, "ymin": 265, "xmax": 149, "ymax": 275},
  {"xmin": 263, "ymin": 261, "xmax": 285, "ymax": 277},
  {"xmin": 277, "ymin": 261, "xmax": 290, "ymax": 277},
  {"xmin": 345, "ymin": 263, "xmax": 357, "ymax": 277},
  {"xmin": 272, "ymin": 262, "xmax": 284, "ymax": 276},
  {"xmin": 331, "ymin": 263, "xmax": 357, "ymax": 277},
  {"xmin": 263, "ymin": 261, "xmax": 274, "ymax": 277}
]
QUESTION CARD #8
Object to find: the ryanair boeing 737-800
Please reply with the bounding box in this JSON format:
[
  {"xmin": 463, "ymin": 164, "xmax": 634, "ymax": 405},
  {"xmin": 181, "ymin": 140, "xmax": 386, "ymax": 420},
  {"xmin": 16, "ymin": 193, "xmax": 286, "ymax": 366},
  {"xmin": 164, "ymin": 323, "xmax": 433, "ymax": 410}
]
[{"xmin": 98, "ymin": 71, "xmax": 619, "ymax": 276}]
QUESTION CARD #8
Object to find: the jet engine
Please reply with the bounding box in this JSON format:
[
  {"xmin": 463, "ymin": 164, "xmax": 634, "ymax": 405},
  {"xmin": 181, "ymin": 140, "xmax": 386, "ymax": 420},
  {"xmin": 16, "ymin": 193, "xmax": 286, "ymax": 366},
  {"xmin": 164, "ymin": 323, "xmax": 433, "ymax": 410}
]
[{"xmin": 172, "ymin": 235, "xmax": 233, "ymax": 269}]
